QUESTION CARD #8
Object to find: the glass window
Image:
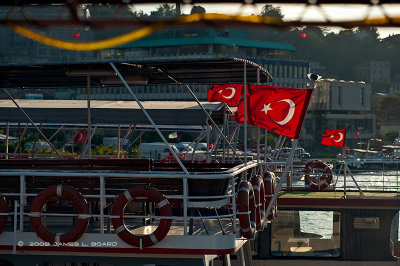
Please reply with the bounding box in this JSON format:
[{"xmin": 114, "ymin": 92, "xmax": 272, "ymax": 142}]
[{"xmin": 271, "ymin": 210, "xmax": 341, "ymax": 257}]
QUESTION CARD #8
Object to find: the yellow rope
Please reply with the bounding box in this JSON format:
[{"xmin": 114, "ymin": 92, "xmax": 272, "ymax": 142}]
[{"xmin": 7, "ymin": 13, "xmax": 400, "ymax": 51}]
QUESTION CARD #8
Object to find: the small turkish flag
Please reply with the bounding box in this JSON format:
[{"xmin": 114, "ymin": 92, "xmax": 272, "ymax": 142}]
[
  {"xmin": 208, "ymin": 142, "xmax": 214, "ymax": 151},
  {"xmin": 207, "ymin": 84, "xmax": 244, "ymax": 107},
  {"xmin": 73, "ymin": 32, "xmax": 81, "ymax": 39},
  {"xmin": 355, "ymin": 131, "xmax": 360, "ymax": 137},
  {"xmin": 74, "ymin": 129, "xmax": 86, "ymax": 144},
  {"xmin": 321, "ymin": 129, "xmax": 346, "ymax": 147},
  {"xmin": 234, "ymin": 85, "xmax": 313, "ymax": 139},
  {"xmin": 299, "ymin": 33, "xmax": 307, "ymax": 39}
]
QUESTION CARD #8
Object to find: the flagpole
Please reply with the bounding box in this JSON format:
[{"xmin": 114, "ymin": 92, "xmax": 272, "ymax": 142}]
[{"xmin": 243, "ymin": 61, "xmax": 247, "ymax": 166}]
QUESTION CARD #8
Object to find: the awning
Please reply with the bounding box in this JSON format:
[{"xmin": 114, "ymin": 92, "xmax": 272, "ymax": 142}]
[
  {"xmin": 0, "ymin": 58, "xmax": 271, "ymax": 88},
  {"xmin": 0, "ymin": 100, "xmax": 226, "ymax": 125}
]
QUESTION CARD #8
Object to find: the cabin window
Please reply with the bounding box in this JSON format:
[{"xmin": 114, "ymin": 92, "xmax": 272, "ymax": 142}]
[{"xmin": 271, "ymin": 210, "xmax": 341, "ymax": 257}]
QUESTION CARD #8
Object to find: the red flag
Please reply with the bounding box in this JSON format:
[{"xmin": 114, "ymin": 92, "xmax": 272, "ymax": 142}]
[
  {"xmin": 74, "ymin": 129, "xmax": 86, "ymax": 144},
  {"xmin": 321, "ymin": 129, "xmax": 346, "ymax": 147},
  {"xmin": 299, "ymin": 33, "xmax": 307, "ymax": 39},
  {"xmin": 207, "ymin": 84, "xmax": 244, "ymax": 107},
  {"xmin": 73, "ymin": 32, "xmax": 81, "ymax": 39},
  {"xmin": 208, "ymin": 142, "xmax": 214, "ymax": 151},
  {"xmin": 355, "ymin": 131, "xmax": 360, "ymax": 137},
  {"xmin": 234, "ymin": 85, "xmax": 313, "ymax": 139}
]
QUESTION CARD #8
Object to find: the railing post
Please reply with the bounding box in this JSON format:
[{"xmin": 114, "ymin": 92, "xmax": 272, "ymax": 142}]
[
  {"xmin": 183, "ymin": 177, "xmax": 188, "ymax": 235},
  {"xmin": 19, "ymin": 175, "xmax": 25, "ymax": 231},
  {"xmin": 100, "ymin": 175, "xmax": 105, "ymax": 235}
]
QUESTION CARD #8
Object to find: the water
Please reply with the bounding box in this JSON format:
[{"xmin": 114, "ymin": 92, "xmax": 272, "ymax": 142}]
[{"xmin": 290, "ymin": 170, "xmax": 400, "ymax": 239}]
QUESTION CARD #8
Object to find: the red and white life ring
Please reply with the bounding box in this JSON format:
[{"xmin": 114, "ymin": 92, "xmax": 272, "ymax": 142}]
[
  {"xmin": 0, "ymin": 196, "xmax": 8, "ymax": 235},
  {"xmin": 263, "ymin": 171, "xmax": 277, "ymax": 221},
  {"xmin": 237, "ymin": 181, "xmax": 256, "ymax": 239},
  {"xmin": 111, "ymin": 186, "xmax": 172, "ymax": 248},
  {"xmin": 250, "ymin": 175, "xmax": 265, "ymax": 230},
  {"xmin": 304, "ymin": 160, "xmax": 333, "ymax": 190},
  {"xmin": 30, "ymin": 184, "xmax": 90, "ymax": 244}
]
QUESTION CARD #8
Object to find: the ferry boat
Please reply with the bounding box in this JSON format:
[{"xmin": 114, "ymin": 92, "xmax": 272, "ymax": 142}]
[{"xmin": 0, "ymin": 58, "xmax": 399, "ymax": 266}]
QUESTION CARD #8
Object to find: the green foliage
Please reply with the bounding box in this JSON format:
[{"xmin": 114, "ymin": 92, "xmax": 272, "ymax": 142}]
[
  {"xmin": 261, "ymin": 4, "xmax": 284, "ymax": 20},
  {"xmin": 92, "ymin": 145, "xmax": 117, "ymax": 155},
  {"xmin": 372, "ymin": 94, "xmax": 400, "ymax": 121},
  {"xmin": 150, "ymin": 4, "xmax": 176, "ymax": 17},
  {"xmin": 190, "ymin": 5, "xmax": 206, "ymax": 14}
]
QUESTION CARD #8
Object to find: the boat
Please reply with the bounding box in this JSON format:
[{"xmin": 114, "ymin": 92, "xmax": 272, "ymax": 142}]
[
  {"xmin": 340, "ymin": 138, "xmax": 400, "ymax": 170},
  {"xmin": 1, "ymin": 1, "xmax": 400, "ymax": 265}
]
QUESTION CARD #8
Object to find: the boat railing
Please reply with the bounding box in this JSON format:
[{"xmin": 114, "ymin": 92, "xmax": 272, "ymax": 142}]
[{"xmin": 0, "ymin": 159, "xmax": 287, "ymax": 253}]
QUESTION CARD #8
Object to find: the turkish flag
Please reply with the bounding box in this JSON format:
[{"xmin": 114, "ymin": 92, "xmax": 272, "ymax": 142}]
[
  {"xmin": 73, "ymin": 32, "xmax": 81, "ymax": 39},
  {"xmin": 74, "ymin": 129, "xmax": 86, "ymax": 144},
  {"xmin": 207, "ymin": 84, "xmax": 244, "ymax": 107},
  {"xmin": 234, "ymin": 85, "xmax": 313, "ymax": 139},
  {"xmin": 321, "ymin": 129, "xmax": 346, "ymax": 147},
  {"xmin": 299, "ymin": 33, "xmax": 307, "ymax": 39}
]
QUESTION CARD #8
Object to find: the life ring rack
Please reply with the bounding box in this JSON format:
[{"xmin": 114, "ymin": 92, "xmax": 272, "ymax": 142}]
[
  {"xmin": 111, "ymin": 185, "xmax": 173, "ymax": 248},
  {"xmin": 304, "ymin": 160, "xmax": 333, "ymax": 190},
  {"xmin": 237, "ymin": 181, "xmax": 256, "ymax": 239},
  {"xmin": 0, "ymin": 195, "xmax": 8, "ymax": 235},
  {"xmin": 30, "ymin": 184, "xmax": 90, "ymax": 244},
  {"xmin": 250, "ymin": 175, "xmax": 265, "ymax": 230},
  {"xmin": 263, "ymin": 171, "xmax": 278, "ymax": 221}
]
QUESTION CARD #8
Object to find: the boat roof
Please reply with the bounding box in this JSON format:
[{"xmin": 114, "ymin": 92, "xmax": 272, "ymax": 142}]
[
  {"xmin": 0, "ymin": 100, "xmax": 226, "ymax": 125},
  {"xmin": 0, "ymin": 57, "xmax": 271, "ymax": 88}
]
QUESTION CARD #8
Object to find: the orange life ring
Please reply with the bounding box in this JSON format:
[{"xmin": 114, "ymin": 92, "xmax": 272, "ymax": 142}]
[
  {"xmin": 250, "ymin": 175, "xmax": 265, "ymax": 230},
  {"xmin": 111, "ymin": 186, "xmax": 172, "ymax": 248},
  {"xmin": 237, "ymin": 181, "xmax": 256, "ymax": 239},
  {"xmin": 304, "ymin": 160, "xmax": 333, "ymax": 190},
  {"xmin": 0, "ymin": 195, "xmax": 8, "ymax": 235},
  {"xmin": 30, "ymin": 184, "xmax": 90, "ymax": 244},
  {"xmin": 263, "ymin": 171, "xmax": 277, "ymax": 221}
]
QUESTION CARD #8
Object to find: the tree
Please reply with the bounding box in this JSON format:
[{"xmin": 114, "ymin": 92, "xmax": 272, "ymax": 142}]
[
  {"xmin": 150, "ymin": 4, "xmax": 176, "ymax": 17},
  {"xmin": 261, "ymin": 4, "xmax": 284, "ymax": 20},
  {"xmin": 190, "ymin": 5, "xmax": 206, "ymax": 14}
]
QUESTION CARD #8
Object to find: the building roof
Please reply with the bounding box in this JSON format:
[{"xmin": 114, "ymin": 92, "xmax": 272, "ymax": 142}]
[
  {"xmin": 0, "ymin": 57, "xmax": 271, "ymax": 88},
  {"xmin": 118, "ymin": 36, "xmax": 296, "ymax": 51},
  {"xmin": 0, "ymin": 100, "xmax": 226, "ymax": 125}
]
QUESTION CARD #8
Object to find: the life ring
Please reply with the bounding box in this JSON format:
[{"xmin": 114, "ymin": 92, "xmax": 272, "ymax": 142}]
[
  {"xmin": 30, "ymin": 184, "xmax": 90, "ymax": 244},
  {"xmin": 237, "ymin": 181, "xmax": 256, "ymax": 239},
  {"xmin": 250, "ymin": 175, "xmax": 265, "ymax": 230},
  {"xmin": 0, "ymin": 195, "xmax": 8, "ymax": 235},
  {"xmin": 111, "ymin": 186, "xmax": 172, "ymax": 248},
  {"xmin": 304, "ymin": 160, "xmax": 333, "ymax": 190},
  {"xmin": 263, "ymin": 171, "xmax": 277, "ymax": 221}
]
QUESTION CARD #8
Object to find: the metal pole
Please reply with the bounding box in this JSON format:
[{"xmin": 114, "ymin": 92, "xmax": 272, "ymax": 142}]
[
  {"xmin": 265, "ymin": 139, "xmax": 298, "ymax": 221},
  {"xmin": 110, "ymin": 62, "xmax": 189, "ymax": 175},
  {"xmin": 156, "ymin": 67, "xmax": 244, "ymax": 164},
  {"xmin": 117, "ymin": 124, "xmax": 121, "ymax": 159},
  {"xmin": 244, "ymin": 62, "xmax": 247, "ymax": 166},
  {"xmin": 1, "ymin": 88, "xmax": 63, "ymax": 159},
  {"xmin": 257, "ymin": 127, "xmax": 260, "ymax": 162},
  {"xmin": 5, "ymin": 122, "xmax": 9, "ymax": 159},
  {"xmin": 87, "ymin": 75, "xmax": 92, "ymax": 159}
]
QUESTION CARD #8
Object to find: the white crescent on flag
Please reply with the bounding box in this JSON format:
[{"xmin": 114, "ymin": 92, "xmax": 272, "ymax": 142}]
[
  {"xmin": 219, "ymin": 87, "xmax": 236, "ymax": 99},
  {"xmin": 261, "ymin": 99, "xmax": 296, "ymax": 126},
  {"xmin": 76, "ymin": 133, "xmax": 83, "ymax": 142},
  {"xmin": 332, "ymin": 132, "xmax": 344, "ymax": 142}
]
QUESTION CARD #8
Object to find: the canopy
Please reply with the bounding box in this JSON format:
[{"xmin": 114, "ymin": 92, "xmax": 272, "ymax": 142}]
[
  {"xmin": 0, "ymin": 58, "xmax": 270, "ymax": 88},
  {"xmin": 0, "ymin": 100, "xmax": 225, "ymax": 125}
]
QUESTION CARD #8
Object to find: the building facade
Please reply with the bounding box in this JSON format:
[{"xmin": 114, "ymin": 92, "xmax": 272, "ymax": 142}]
[{"xmin": 302, "ymin": 79, "xmax": 375, "ymax": 153}]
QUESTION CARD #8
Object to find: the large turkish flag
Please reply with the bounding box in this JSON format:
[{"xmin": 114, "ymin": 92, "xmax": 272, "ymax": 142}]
[
  {"xmin": 207, "ymin": 84, "xmax": 244, "ymax": 107},
  {"xmin": 234, "ymin": 85, "xmax": 313, "ymax": 139}
]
